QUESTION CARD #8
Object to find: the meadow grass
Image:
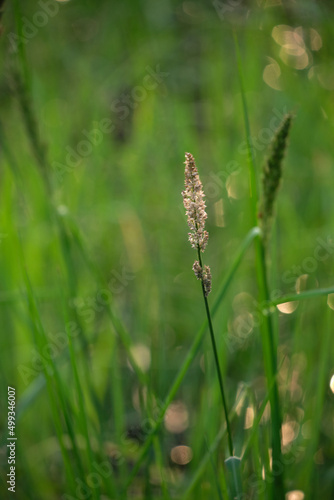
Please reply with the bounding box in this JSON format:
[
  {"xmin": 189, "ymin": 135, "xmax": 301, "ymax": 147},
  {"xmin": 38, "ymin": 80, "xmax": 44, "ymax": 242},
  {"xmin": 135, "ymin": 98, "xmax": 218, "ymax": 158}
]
[{"xmin": 1, "ymin": 1, "xmax": 334, "ymax": 499}]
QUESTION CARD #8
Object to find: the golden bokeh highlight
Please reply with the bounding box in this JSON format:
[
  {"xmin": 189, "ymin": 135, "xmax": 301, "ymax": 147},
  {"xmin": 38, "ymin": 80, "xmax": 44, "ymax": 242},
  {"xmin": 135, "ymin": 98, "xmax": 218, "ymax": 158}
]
[
  {"xmin": 164, "ymin": 401, "xmax": 189, "ymax": 433},
  {"xmin": 170, "ymin": 445, "xmax": 193, "ymax": 465},
  {"xmin": 244, "ymin": 406, "xmax": 254, "ymax": 429},
  {"xmin": 214, "ymin": 198, "xmax": 225, "ymax": 227},
  {"xmin": 285, "ymin": 491, "xmax": 305, "ymax": 500},
  {"xmin": 282, "ymin": 420, "xmax": 299, "ymax": 447},
  {"xmin": 277, "ymin": 302, "xmax": 298, "ymax": 314},
  {"xmin": 329, "ymin": 374, "xmax": 334, "ymax": 393},
  {"xmin": 263, "ymin": 57, "xmax": 282, "ymax": 90},
  {"xmin": 327, "ymin": 294, "xmax": 334, "ymax": 311},
  {"xmin": 271, "ymin": 25, "xmax": 312, "ymax": 70},
  {"xmin": 129, "ymin": 344, "xmax": 151, "ymax": 372}
]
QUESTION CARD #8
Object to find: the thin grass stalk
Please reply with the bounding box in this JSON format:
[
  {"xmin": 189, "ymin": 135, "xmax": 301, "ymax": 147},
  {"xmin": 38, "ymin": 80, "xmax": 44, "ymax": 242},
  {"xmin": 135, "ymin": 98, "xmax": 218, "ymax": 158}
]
[
  {"xmin": 10, "ymin": 54, "xmax": 145, "ymax": 384},
  {"xmin": 4, "ymin": 133, "xmax": 90, "ymax": 490},
  {"xmin": 8, "ymin": 63, "xmax": 105, "ymax": 498},
  {"xmin": 7, "ymin": 50, "xmax": 147, "ymax": 496},
  {"xmin": 61, "ymin": 303, "xmax": 101, "ymax": 500},
  {"xmin": 232, "ymin": 29, "xmax": 284, "ymax": 499},
  {"xmin": 1, "ymin": 116, "xmax": 104, "ymax": 495},
  {"xmin": 184, "ymin": 376, "xmax": 279, "ymax": 500},
  {"xmin": 197, "ymin": 247, "xmax": 233, "ymax": 456},
  {"xmin": 204, "ymin": 435, "xmax": 224, "ymax": 500},
  {"xmin": 183, "ymin": 385, "xmax": 248, "ymax": 499},
  {"xmin": 124, "ymin": 227, "xmax": 259, "ymax": 492},
  {"xmin": 68, "ymin": 220, "xmax": 176, "ymax": 493},
  {"xmin": 303, "ymin": 305, "xmax": 332, "ymax": 497},
  {"xmin": 18, "ymin": 243, "xmax": 80, "ymax": 496},
  {"xmin": 64, "ymin": 213, "xmax": 149, "ymax": 387},
  {"xmin": 182, "ymin": 152, "xmax": 233, "ymax": 457}
]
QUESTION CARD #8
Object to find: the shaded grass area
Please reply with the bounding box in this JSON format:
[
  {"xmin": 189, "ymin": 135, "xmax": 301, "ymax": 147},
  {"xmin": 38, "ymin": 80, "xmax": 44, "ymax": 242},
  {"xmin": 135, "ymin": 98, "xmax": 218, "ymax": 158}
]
[{"xmin": 0, "ymin": 1, "xmax": 334, "ymax": 499}]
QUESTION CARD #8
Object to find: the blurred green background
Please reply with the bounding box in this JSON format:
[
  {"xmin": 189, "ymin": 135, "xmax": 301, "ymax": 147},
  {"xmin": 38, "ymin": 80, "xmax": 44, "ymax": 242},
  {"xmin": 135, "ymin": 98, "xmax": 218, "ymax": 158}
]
[{"xmin": 0, "ymin": 0, "xmax": 334, "ymax": 499}]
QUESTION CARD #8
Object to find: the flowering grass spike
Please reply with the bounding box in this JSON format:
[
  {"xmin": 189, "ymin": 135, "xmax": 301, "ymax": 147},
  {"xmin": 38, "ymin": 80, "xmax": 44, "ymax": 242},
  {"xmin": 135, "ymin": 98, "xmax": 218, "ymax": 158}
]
[
  {"xmin": 182, "ymin": 152, "xmax": 209, "ymax": 252},
  {"xmin": 182, "ymin": 152, "xmax": 211, "ymax": 295},
  {"xmin": 181, "ymin": 152, "xmax": 234, "ymax": 461}
]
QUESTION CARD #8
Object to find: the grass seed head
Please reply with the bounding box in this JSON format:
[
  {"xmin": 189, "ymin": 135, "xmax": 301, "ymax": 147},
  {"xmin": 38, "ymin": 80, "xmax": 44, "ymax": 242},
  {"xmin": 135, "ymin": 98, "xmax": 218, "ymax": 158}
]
[
  {"xmin": 261, "ymin": 114, "xmax": 293, "ymax": 244},
  {"xmin": 183, "ymin": 153, "xmax": 212, "ymax": 296},
  {"xmin": 182, "ymin": 152, "xmax": 209, "ymax": 252},
  {"xmin": 192, "ymin": 261, "xmax": 212, "ymax": 296}
]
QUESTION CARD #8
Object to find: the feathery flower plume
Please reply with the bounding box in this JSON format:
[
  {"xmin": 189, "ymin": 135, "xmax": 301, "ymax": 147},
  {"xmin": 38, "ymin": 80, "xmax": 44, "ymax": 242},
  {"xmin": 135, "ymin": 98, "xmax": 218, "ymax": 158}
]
[
  {"xmin": 182, "ymin": 152, "xmax": 209, "ymax": 252},
  {"xmin": 181, "ymin": 152, "xmax": 233, "ymax": 457},
  {"xmin": 182, "ymin": 152, "xmax": 211, "ymax": 295}
]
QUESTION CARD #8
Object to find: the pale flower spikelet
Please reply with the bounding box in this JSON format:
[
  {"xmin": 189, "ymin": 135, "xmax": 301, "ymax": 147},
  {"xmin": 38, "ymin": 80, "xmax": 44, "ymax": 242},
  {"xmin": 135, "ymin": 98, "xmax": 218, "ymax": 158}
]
[
  {"xmin": 192, "ymin": 260, "xmax": 203, "ymax": 280},
  {"xmin": 182, "ymin": 152, "xmax": 209, "ymax": 252},
  {"xmin": 183, "ymin": 153, "xmax": 211, "ymax": 296},
  {"xmin": 202, "ymin": 265, "xmax": 212, "ymax": 297},
  {"xmin": 192, "ymin": 261, "xmax": 212, "ymax": 297}
]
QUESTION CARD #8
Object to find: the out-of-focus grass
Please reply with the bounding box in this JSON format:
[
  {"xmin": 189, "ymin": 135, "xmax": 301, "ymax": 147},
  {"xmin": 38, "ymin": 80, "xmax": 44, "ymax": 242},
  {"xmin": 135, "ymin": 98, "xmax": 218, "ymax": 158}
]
[{"xmin": 0, "ymin": 1, "xmax": 334, "ymax": 499}]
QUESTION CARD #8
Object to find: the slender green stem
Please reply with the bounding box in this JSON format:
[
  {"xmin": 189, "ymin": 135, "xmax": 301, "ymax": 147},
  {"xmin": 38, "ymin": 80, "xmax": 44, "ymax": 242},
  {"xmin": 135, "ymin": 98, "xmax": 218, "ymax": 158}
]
[
  {"xmin": 123, "ymin": 227, "xmax": 258, "ymax": 493},
  {"xmin": 197, "ymin": 248, "xmax": 234, "ymax": 456},
  {"xmin": 233, "ymin": 28, "xmax": 284, "ymax": 499},
  {"xmin": 183, "ymin": 385, "xmax": 248, "ymax": 499}
]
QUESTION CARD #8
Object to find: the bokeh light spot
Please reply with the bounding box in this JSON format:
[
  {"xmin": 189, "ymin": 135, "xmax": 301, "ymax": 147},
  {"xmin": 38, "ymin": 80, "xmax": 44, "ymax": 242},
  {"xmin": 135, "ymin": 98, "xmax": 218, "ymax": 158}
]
[
  {"xmin": 285, "ymin": 491, "xmax": 305, "ymax": 500},
  {"xmin": 164, "ymin": 401, "xmax": 189, "ymax": 433},
  {"xmin": 329, "ymin": 374, "xmax": 334, "ymax": 393},
  {"xmin": 170, "ymin": 445, "xmax": 193, "ymax": 465},
  {"xmin": 214, "ymin": 198, "xmax": 225, "ymax": 227},
  {"xmin": 310, "ymin": 28, "xmax": 322, "ymax": 51},
  {"xmin": 129, "ymin": 344, "xmax": 151, "ymax": 372},
  {"xmin": 277, "ymin": 302, "xmax": 298, "ymax": 314},
  {"xmin": 263, "ymin": 57, "xmax": 282, "ymax": 90}
]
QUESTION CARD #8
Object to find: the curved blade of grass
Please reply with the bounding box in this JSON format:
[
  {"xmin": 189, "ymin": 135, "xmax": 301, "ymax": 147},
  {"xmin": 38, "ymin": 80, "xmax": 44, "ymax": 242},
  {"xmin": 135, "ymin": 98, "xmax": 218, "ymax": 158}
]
[
  {"xmin": 123, "ymin": 227, "xmax": 260, "ymax": 493},
  {"xmin": 183, "ymin": 385, "xmax": 248, "ymax": 499},
  {"xmin": 66, "ymin": 213, "xmax": 149, "ymax": 387},
  {"xmin": 268, "ymin": 286, "xmax": 334, "ymax": 307},
  {"xmin": 17, "ymin": 239, "xmax": 80, "ymax": 496}
]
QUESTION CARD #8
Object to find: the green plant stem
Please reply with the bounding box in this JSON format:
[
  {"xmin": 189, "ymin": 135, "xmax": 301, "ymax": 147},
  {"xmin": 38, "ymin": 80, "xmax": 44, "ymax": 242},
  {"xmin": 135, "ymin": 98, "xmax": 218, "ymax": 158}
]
[
  {"xmin": 233, "ymin": 28, "xmax": 284, "ymax": 499},
  {"xmin": 183, "ymin": 385, "xmax": 248, "ymax": 499},
  {"xmin": 304, "ymin": 306, "xmax": 332, "ymax": 497},
  {"xmin": 123, "ymin": 227, "xmax": 259, "ymax": 493},
  {"xmin": 197, "ymin": 247, "xmax": 234, "ymax": 457}
]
